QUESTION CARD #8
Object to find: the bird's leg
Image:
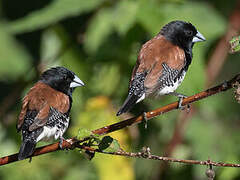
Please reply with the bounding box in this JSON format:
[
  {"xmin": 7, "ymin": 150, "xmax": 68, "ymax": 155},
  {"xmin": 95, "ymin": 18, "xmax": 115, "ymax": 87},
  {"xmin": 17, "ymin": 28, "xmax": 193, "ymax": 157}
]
[
  {"xmin": 59, "ymin": 136, "xmax": 65, "ymax": 150},
  {"xmin": 169, "ymin": 92, "xmax": 190, "ymax": 111},
  {"xmin": 59, "ymin": 136, "xmax": 71, "ymax": 152},
  {"xmin": 28, "ymin": 157, "xmax": 32, "ymax": 163},
  {"xmin": 143, "ymin": 112, "xmax": 149, "ymax": 129}
]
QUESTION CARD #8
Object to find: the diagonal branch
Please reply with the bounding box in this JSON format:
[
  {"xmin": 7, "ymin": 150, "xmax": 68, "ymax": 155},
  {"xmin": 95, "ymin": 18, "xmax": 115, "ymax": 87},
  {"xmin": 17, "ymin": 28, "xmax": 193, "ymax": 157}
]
[{"xmin": 1, "ymin": 73, "xmax": 240, "ymax": 166}]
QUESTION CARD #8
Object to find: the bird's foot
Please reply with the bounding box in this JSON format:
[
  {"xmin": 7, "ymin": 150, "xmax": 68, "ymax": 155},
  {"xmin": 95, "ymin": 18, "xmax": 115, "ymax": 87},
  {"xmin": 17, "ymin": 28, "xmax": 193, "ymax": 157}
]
[
  {"xmin": 28, "ymin": 157, "xmax": 32, "ymax": 163},
  {"xmin": 143, "ymin": 112, "xmax": 149, "ymax": 129},
  {"xmin": 59, "ymin": 137, "xmax": 72, "ymax": 152},
  {"xmin": 169, "ymin": 92, "xmax": 190, "ymax": 112},
  {"xmin": 59, "ymin": 137, "xmax": 65, "ymax": 150},
  {"xmin": 177, "ymin": 94, "xmax": 190, "ymax": 112}
]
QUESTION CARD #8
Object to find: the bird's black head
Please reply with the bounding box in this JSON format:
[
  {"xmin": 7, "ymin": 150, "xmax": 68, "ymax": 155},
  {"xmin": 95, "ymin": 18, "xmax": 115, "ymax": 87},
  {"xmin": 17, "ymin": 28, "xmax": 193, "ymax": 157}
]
[
  {"xmin": 160, "ymin": 20, "xmax": 205, "ymax": 52},
  {"xmin": 40, "ymin": 67, "xmax": 84, "ymax": 96}
]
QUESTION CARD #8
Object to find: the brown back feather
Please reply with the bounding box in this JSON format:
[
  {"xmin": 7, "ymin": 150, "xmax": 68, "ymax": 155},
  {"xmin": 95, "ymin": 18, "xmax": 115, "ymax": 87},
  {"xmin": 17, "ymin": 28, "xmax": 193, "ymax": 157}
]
[
  {"xmin": 17, "ymin": 82, "xmax": 70, "ymax": 131},
  {"xmin": 131, "ymin": 35, "xmax": 185, "ymax": 95}
]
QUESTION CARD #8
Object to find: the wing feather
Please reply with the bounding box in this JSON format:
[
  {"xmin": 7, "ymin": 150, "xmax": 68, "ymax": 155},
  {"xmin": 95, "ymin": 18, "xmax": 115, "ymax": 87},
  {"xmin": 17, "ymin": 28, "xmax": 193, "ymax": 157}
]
[
  {"xmin": 133, "ymin": 35, "xmax": 186, "ymax": 96},
  {"xmin": 17, "ymin": 82, "xmax": 70, "ymax": 131}
]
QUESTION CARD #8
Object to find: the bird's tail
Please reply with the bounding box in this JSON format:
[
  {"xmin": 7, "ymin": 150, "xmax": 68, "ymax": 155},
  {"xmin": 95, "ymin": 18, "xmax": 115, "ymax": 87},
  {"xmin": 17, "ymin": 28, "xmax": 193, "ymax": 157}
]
[
  {"xmin": 116, "ymin": 94, "xmax": 140, "ymax": 116},
  {"xmin": 18, "ymin": 139, "xmax": 36, "ymax": 160}
]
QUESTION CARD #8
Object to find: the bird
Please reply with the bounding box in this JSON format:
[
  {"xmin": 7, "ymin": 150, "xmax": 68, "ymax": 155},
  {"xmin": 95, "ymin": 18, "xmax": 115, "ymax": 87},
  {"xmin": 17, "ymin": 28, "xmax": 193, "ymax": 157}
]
[
  {"xmin": 117, "ymin": 20, "xmax": 205, "ymax": 116},
  {"xmin": 17, "ymin": 66, "xmax": 84, "ymax": 160}
]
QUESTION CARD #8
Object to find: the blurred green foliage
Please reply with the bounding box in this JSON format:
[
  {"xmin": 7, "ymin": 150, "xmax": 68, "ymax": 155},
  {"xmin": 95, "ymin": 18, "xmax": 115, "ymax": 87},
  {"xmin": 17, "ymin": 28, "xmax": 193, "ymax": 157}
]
[{"xmin": 0, "ymin": 0, "xmax": 240, "ymax": 179}]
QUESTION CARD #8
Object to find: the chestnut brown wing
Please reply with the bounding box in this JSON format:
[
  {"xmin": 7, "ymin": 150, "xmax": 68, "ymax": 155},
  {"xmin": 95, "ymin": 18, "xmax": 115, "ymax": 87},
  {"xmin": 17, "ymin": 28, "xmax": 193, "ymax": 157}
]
[{"xmin": 17, "ymin": 82, "xmax": 70, "ymax": 131}]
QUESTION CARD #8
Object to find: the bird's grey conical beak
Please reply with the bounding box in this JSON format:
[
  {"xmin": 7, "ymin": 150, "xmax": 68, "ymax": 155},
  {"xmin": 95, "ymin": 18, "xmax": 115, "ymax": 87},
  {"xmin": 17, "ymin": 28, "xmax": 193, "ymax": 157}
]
[
  {"xmin": 192, "ymin": 31, "xmax": 206, "ymax": 43},
  {"xmin": 70, "ymin": 75, "xmax": 85, "ymax": 88}
]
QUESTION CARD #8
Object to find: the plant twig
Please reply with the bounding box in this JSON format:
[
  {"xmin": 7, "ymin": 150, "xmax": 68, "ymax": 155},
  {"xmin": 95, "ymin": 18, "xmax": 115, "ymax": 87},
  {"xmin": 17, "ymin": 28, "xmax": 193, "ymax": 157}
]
[
  {"xmin": 79, "ymin": 146, "xmax": 240, "ymax": 168},
  {"xmin": 1, "ymin": 73, "xmax": 240, "ymax": 166}
]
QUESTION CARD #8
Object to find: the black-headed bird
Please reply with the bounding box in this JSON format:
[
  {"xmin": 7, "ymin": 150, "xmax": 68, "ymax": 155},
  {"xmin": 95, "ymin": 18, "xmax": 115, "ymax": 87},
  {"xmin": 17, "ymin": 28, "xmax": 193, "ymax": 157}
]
[
  {"xmin": 17, "ymin": 67, "xmax": 84, "ymax": 160},
  {"xmin": 117, "ymin": 20, "xmax": 205, "ymax": 116}
]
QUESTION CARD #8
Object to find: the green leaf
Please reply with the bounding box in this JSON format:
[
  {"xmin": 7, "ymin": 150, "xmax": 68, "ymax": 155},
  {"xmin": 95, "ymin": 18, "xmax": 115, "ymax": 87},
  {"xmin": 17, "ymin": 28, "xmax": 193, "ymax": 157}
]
[
  {"xmin": 40, "ymin": 28, "xmax": 62, "ymax": 65},
  {"xmin": 89, "ymin": 64, "xmax": 120, "ymax": 96},
  {"xmin": 113, "ymin": 1, "xmax": 138, "ymax": 35},
  {"xmin": 85, "ymin": 1, "xmax": 138, "ymax": 53},
  {"xmin": 136, "ymin": 0, "xmax": 164, "ymax": 35},
  {"xmin": 98, "ymin": 136, "xmax": 120, "ymax": 153},
  {"xmin": 6, "ymin": 0, "xmax": 104, "ymax": 34},
  {"xmin": 229, "ymin": 36, "xmax": 240, "ymax": 53},
  {"xmin": 0, "ymin": 25, "xmax": 31, "ymax": 80},
  {"xmin": 77, "ymin": 128, "xmax": 93, "ymax": 140},
  {"xmin": 84, "ymin": 8, "xmax": 114, "ymax": 53}
]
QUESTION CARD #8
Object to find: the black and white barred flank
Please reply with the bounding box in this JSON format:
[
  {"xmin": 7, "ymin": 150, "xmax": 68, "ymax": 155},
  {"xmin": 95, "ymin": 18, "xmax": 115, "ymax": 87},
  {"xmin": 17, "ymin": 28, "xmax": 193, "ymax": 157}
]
[
  {"xmin": 18, "ymin": 108, "xmax": 69, "ymax": 160},
  {"xmin": 156, "ymin": 63, "xmax": 186, "ymax": 96},
  {"xmin": 116, "ymin": 63, "xmax": 186, "ymax": 116}
]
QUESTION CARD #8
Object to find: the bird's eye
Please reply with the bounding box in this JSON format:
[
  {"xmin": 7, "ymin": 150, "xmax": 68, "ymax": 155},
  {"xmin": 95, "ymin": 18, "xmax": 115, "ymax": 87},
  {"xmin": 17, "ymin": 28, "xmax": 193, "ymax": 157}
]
[
  {"xmin": 185, "ymin": 30, "xmax": 193, "ymax": 36},
  {"xmin": 67, "ymin": 77, "xmax": 72, "ymax": 82},
  {"xmin": 64, "ymin": 76, "xmax": 71, "ymax": 82}
]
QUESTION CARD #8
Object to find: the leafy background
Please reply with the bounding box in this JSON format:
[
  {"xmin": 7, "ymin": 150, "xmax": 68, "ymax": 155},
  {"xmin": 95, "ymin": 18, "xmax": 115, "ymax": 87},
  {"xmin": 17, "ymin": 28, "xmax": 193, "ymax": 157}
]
[{"xmin": 0, "ymin": 0, "xmax": 240, "ymax": 179}]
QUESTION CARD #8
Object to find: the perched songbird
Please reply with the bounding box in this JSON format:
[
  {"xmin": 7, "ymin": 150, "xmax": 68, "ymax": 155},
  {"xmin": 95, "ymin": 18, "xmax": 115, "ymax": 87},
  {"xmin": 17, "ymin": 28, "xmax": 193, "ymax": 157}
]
[
  {"xmin": 17, "ymin": 67, "xmax": 84, "ymax": 160},
  {"xmin": 117, "ymin": 20, "xmax": 205, "ymax": 116}
]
